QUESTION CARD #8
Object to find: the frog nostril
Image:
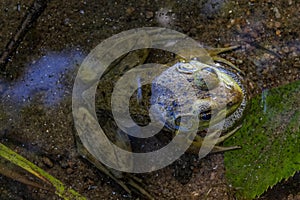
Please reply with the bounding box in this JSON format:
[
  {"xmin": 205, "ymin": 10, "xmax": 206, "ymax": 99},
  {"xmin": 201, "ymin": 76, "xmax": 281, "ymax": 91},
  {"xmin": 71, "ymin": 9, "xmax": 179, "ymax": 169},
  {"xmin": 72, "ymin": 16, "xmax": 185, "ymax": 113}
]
[{"xmin": 227, "ymin": 101, "xmax": 233, "ymax": 107}]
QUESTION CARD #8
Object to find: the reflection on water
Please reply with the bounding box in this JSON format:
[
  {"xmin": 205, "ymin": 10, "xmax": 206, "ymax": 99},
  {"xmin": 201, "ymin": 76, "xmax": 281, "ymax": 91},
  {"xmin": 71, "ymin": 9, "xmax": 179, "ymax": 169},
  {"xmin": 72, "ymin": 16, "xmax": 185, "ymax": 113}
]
[
  {"xmin": 261, "ymin": 89, "xmax": 268, "ymax": 114},
  {"xmin": 136, "ymin": 75, "xmax": 142, "ymax": 104},
  {"xmin": 201, "ymin": 0, "xmax": 227, "ymax": 18},
  {"xmin": 1, "ymin": 50, "xmax": 84, "ymax": 107},
  {"xmin": 155, "ymin": 8, "xmax": 176, "ymax": 27}
]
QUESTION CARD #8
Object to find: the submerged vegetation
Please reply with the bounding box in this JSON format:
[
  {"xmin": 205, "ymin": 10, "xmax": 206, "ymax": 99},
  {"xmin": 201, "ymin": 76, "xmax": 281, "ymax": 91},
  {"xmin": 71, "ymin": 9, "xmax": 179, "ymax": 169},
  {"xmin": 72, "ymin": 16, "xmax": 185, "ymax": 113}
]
[{"xmin": 224, "ymin": 80, "xmax": 300, "ymax": 199}]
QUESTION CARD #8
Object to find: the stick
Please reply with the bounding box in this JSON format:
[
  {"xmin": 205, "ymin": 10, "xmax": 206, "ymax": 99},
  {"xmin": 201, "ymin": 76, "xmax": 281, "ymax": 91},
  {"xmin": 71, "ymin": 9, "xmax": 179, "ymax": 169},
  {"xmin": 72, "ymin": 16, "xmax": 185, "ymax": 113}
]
[{"xmin": 0, "ymin": 0, "xmax": 50, "ymax": 72}]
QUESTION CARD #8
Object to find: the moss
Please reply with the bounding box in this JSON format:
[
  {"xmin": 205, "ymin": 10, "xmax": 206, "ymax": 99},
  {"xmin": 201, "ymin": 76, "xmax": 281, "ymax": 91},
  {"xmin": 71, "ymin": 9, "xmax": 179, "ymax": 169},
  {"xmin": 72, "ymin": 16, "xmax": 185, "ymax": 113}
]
[{"xmin": 224, "ymin": 80, "xmax": 300, "ymax": 199}]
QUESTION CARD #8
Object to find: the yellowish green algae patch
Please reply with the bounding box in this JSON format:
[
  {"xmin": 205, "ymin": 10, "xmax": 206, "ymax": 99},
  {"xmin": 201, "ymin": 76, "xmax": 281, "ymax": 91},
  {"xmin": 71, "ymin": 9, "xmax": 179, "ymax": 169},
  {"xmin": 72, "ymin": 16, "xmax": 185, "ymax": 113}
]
[{"xmin": 224, "ymin": 80, "xmax": 300, "ymax": 199}]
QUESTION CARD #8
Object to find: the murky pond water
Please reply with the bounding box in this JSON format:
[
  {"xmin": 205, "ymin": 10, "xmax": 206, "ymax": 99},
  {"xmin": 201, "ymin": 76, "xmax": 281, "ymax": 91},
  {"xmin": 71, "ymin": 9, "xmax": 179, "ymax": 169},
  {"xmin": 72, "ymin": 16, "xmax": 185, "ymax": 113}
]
[{"xmin": 0, "ymin": 0, "xmax": 299, "ymax": 199}]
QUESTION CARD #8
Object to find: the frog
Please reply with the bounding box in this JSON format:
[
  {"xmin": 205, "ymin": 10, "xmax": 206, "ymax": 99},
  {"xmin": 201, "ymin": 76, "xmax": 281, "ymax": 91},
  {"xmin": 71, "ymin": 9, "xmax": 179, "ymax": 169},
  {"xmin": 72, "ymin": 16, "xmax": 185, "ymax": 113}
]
[
  {"xmin": 74, "ymin": 45, "xmax": 247, "ymax": 200},
  {"xmin": 150, "ymin": 54, "xmax": 247, "ymax": 154}
]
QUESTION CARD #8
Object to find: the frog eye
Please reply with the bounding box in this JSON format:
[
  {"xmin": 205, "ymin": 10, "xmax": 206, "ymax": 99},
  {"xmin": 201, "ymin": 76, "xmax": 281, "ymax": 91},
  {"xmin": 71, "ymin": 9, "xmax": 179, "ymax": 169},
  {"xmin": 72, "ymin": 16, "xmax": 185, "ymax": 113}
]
[
  {"xmin": 194, "ymin": 67, "xmax": 220, "ymax": 90},
  {"xmin": 193, "ymin": 100, "xmax": 212, "ymax": 121},
  {"xmin": 175, "ymin": 62, "xmax": 198, "ymax": 74},
  {"xmin": 199, "ymin": 110, "xmax": 212, "ymax": 121}
]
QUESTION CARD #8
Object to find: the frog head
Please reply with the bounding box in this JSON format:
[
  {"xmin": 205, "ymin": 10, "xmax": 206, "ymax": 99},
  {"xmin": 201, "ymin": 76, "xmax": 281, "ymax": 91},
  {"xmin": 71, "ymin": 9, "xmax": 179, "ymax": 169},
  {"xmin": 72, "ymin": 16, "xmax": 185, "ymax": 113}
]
[{"xmin": 178, "ymin": 60, "xmax": 244, "ymax": 129}]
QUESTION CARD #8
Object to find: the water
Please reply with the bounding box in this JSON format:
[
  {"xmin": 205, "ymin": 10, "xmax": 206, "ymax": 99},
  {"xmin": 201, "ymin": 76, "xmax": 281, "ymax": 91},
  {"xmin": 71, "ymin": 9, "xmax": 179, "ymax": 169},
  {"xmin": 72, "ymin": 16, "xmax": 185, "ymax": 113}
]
[{"xmin": 1, "ymin": 50, "xmax": 84, "ymax": 107}]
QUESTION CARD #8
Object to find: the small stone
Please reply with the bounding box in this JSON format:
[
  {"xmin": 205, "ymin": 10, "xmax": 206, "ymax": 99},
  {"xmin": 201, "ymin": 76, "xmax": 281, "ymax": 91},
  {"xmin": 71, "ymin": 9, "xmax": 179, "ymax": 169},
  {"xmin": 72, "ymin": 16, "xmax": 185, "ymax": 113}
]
[
  {"xmin": 282, "ymin": 46, "xmax": 290, "ymax": 53},
  {"xmin": 64, "ymin": 18, "xmax": 70, "ymax": 26},
  {"xmin": 210, "ymin": 172, "xmax": 216, "ymax": 180},
  {"xmin": 145, "ymin": 11, "xmax": 154, "ymax": 19},
  {"xmin": 42, "ymin": 157, "xmax": 54, "ymax": 168},
  {"xmin": 273, "ymin": 7, "xmax": 281, "ymax": 18},
  {"xmin": 274, "ymin": 21, "xmax": 281, "ymax": 28},
  {"xmin": 67, "ymin": 160, "xmax": 75, "ymax": 168},
  {"xmin": 60, "ymin": 160, "xmax": 69, "ymax": 169},
  {"xmin": 189, "ymin": 27, "xmax": 197, "ymax": 35},
  {"xmin": 126, "ymin": 7, "xmax": 135, "ymax": 15},
  {"xmin": 162, "ymin": 189, "xmax": 169, "ymax": 195},
  {"xmin": 236, "ymin": 59, "xmax": 243, "ymax": 64},
  {"xmin": 66, "ymin": 168, "xmax": 73, "ymax": 174},
  {"xmin": 276, "ymin": 29, "xmax": 281, "ymax": 36},
  {"xmin": 266, "ymin": 21, "xmax": 274, "ymax": 29}
]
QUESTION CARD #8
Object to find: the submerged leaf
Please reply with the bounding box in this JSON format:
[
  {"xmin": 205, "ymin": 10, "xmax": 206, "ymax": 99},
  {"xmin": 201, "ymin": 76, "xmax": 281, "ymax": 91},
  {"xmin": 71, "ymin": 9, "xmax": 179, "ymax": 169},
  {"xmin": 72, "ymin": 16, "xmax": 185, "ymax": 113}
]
[
  {"xmin": 0, "ymin": 159, "xmax": 51, "ymax": 190},
  {"xmin": 224, "ymin": 80, "xmax": 300, "ymax": 199},
  {"xmin": 0, "ymin": 143, "xmax": 87, "ymax": 200}
]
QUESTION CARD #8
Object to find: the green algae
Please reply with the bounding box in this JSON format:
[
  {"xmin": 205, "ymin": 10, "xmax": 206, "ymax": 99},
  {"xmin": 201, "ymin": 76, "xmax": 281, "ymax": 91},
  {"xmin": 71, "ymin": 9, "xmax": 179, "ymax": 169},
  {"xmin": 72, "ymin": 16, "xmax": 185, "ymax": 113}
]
[{"xmin": 224, "ymin": 80, "xmax": 300, "ymax": 199}]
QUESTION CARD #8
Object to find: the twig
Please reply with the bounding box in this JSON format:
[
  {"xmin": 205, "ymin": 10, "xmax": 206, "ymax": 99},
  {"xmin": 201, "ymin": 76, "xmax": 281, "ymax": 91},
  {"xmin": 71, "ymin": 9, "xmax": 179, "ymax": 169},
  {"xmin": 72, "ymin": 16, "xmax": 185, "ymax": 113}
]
[
  {"xmin": 0, "ymin": 161, "xmax": 53, "ymax": 191},
  {"xmin": 0, "ymin": 0, "xmax": 50, "ymax": 72},
  {"xmin": 0, "ymin": 143, "xmax": 87, "ymax": 200}
]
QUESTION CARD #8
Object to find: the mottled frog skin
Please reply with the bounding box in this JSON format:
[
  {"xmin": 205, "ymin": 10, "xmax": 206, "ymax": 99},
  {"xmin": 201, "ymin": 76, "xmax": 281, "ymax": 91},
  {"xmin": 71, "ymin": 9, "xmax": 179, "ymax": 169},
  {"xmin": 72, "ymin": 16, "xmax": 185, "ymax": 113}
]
[{"xmin": 151, "ymin": 59, "xmax": 246, "ymax": 134}]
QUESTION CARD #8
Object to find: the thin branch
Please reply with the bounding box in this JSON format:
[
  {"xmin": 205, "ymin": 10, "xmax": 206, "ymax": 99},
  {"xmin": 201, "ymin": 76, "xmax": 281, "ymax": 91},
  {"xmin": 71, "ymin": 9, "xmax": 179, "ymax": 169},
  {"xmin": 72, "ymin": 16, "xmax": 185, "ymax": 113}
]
[{"xmin": 0, "ymin": 0, "xmax": 50, "ymax": 72}]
